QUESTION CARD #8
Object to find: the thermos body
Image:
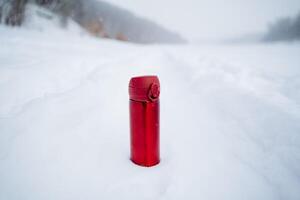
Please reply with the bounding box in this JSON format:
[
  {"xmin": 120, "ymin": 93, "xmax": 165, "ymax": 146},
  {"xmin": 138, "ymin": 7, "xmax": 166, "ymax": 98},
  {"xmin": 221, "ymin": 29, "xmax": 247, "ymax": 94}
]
[{"xmin": 129, "ymin": 76, "xmax": 160, "ymax": 167}]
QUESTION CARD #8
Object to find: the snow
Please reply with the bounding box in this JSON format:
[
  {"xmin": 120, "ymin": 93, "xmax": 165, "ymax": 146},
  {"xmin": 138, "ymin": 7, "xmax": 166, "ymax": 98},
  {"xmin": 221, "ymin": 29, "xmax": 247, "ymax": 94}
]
[{"xmin": 1, "ymin": 11, "xmax": 300, "ymax": 200}]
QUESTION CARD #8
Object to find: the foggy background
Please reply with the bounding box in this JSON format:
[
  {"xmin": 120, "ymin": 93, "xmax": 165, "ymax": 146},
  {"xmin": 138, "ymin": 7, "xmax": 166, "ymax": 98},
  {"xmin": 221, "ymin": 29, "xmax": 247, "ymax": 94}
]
[
  {"xmin": 104, "ymin": 0, "xmax": 300, "ymax": 42},
  {"xmin": 1, "ymin": 0, "xmax": 300, "ymax": 43}
]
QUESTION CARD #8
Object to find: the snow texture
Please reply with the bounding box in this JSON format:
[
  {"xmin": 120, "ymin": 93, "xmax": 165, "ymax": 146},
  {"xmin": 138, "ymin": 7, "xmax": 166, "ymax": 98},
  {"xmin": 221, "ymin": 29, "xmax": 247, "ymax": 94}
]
[{"xmin": 0, "ymin": 7, "xmax": 300, "ymax": 200}]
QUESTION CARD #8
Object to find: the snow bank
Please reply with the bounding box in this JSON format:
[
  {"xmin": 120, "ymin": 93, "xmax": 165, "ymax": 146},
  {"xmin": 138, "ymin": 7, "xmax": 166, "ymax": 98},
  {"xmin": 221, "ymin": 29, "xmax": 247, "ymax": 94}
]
[{"xmin": 0, "ymin": 23, "xmax": 300, "ymax": 199}]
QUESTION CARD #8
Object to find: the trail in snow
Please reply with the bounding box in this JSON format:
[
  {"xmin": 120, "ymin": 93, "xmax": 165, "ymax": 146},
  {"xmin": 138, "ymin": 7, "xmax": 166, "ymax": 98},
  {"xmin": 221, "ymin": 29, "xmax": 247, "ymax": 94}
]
[{"xmin": 0, "ymin": 24, "xmax": 300, "ymax": 200}]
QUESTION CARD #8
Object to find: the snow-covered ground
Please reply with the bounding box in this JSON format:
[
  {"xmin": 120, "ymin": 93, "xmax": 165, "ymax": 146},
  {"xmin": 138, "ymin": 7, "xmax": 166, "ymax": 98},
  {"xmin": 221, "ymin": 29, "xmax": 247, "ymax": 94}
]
[{"xmin": 0, "ymin": 18, "xmax": 300, "ymax": 199}]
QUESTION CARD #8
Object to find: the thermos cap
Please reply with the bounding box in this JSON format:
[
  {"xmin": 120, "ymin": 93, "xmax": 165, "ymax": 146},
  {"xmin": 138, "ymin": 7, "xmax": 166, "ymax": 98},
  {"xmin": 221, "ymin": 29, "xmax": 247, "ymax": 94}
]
[{"xmin": 129, "ymin": 75, "xmax": 160, "ymax": 102}]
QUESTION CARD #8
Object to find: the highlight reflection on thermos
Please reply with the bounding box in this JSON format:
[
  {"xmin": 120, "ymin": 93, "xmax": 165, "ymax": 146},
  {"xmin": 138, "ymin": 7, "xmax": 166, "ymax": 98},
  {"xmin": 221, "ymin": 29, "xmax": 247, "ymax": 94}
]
[{"xmin": 129, "ymin": 76, "xmax": 160, "ymax": 167}]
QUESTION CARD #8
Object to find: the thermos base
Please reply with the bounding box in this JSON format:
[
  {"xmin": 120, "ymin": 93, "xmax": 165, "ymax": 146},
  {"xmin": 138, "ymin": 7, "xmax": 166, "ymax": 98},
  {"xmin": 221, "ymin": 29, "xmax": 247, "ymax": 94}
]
[{"xmin": 130, "ymin": 158, "xmax": 160, "ymax": 167}]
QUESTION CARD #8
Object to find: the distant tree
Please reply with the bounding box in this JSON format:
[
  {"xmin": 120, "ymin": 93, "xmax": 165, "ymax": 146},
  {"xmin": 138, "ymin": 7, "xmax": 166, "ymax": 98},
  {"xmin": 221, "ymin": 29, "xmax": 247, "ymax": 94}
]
[
  {"xmin": 291, "ymin": 13, "xmax": 300, "ymax": 39},
  {"xmin": 264, "ymin": 11, "xmax": 300, "ymax": 42},
  {"xmin": 35, "ymin": 0, "xmax": 55, "ymax": 5},
  {"xmin": 0, "ymin": 5, "xmax": 2, "ymax": 23},
  {"xmin": 5, "ymin": 0, "xmax": 27, "ymax": 26}
]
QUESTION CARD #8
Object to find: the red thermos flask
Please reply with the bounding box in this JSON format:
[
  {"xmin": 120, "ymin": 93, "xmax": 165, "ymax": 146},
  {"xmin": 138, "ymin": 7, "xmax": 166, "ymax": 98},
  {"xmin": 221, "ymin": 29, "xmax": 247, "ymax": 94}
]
[{"xmin": 129, "ymin": 76, "xmax": 160, "ymax": 167}]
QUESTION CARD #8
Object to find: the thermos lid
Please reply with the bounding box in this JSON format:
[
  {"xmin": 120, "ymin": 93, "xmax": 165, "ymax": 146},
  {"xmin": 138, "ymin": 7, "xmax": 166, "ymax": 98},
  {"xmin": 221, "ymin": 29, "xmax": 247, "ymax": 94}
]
[{"xmin": 129, "ymin": 75, "xmax": 160, "ymax": 102}]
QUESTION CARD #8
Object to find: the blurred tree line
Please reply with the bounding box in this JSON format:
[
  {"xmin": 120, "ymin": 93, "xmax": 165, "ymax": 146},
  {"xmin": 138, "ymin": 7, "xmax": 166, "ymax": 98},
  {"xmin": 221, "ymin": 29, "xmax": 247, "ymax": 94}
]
[
  {"xmin": 0, "ymin": 0, "xmax": 122, "ymax": 40},
  {"xmin": 0, "ymin": 0, "xmax": 78, "ymax": 26},
  {"xmin": 0, "ymin": 0, "xmax": 185, "ymax": 43},
  {"xmin": 263, "ymin": 12, "xmax": 300, "ymax": 42},
  {"xmin": 0, "ymin": 0, "xmax": 27, "ymax": 25}
]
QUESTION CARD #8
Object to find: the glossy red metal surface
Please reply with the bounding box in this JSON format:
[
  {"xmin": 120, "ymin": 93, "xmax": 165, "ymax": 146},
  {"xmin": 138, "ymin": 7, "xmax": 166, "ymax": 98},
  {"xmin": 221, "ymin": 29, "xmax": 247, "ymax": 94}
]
[{"xmin": 129, "ymin": 76, "xmax": 160, "ymax": 167}]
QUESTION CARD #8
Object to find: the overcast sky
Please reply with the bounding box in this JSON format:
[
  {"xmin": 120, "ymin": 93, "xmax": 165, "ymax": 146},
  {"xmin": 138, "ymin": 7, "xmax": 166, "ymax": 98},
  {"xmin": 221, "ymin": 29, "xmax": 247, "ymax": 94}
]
[{"xmin": 102, "ymin": 0, "xmax": 300, "ymax": 41}]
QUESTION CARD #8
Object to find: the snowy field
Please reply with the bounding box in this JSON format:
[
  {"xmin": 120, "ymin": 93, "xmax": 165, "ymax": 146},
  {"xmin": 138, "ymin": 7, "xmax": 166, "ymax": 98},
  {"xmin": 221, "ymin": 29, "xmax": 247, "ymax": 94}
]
[{"xmin": 0, "ymin": 21, "xmax": 300, "ymax": 199}]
